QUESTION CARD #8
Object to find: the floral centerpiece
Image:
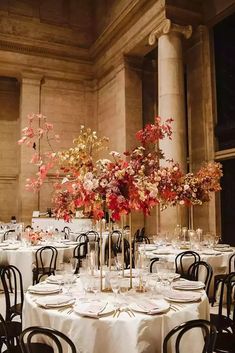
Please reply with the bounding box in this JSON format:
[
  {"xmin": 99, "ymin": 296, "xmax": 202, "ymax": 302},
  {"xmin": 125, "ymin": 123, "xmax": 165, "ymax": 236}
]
[
  {"xmin": 18, "ymin": 114, "xmax": 222, "ymax": 222},
  {"xmin": 24, "ymin": 230, "xmax": 43, "ymax": 246}
]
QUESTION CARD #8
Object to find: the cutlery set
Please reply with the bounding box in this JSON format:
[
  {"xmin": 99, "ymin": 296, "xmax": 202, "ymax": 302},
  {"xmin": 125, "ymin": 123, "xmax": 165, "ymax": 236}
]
[{"xmin": 113, "ymin": 306, "xmax": 135, "ymax": 318}]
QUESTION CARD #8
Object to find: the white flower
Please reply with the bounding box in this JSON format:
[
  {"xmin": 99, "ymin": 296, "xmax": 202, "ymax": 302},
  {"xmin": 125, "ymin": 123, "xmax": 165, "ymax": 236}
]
[
  {"xmin": 179, "ymin": 200, "xmax": 185, "ymax": 205},
  {"xmin": 83, "ymin": 180, "xmax": 94, "ymax": 191},
  {"xmin": 110, "ymin": 151, "xmax": 121, "ymax": 158},
  {"xmin": 85, "ymin": 172, "xmax": 93, "ymax": 180},
  {"xmin": 97, "ymin": 159, "xmax": 111, "ymax": 166},
  {"xmin": 100, "ymin": 179, "xmax": 108, "ymax": 188},
  {"xmin": 150, "ymin": 189, "xmax": 158, "ymax": 198},
  {"xmin": 184, "ymin": 185, "xmax": 190, "ymax": 191},
  {"xmin": 62, "ymin": 177, "xmax": 69, "ymax": 184}
]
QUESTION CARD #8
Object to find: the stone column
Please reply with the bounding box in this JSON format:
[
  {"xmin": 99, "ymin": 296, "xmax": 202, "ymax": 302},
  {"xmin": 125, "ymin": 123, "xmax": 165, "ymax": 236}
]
[
  {"xmin": 149, "ymin": 19, "xmax": 192, "ymax": 234},
  {"xmin": 18, "ymin": 72, "xmax": 43, "ymax": 224}
]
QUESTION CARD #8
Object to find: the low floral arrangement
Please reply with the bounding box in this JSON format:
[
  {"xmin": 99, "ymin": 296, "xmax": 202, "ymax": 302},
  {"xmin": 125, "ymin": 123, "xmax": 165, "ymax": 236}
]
[
  {"xmin": 24, "ymin": 230, "xmax": 43, "ymax": 245},
  {"xmin": 19, "ymin": 114, "xmax": 222, "ymax": 222}
]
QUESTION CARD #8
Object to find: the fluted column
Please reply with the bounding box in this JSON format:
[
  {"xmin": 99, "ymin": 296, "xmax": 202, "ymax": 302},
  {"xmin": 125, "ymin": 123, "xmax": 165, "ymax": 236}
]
[
  {"xmin": 18, "ymin": 72, "xmax": 43, "ymax": 223},
  {"xmin": 149, "ymin": 19, "xmax": 192, "ymax": 234}
]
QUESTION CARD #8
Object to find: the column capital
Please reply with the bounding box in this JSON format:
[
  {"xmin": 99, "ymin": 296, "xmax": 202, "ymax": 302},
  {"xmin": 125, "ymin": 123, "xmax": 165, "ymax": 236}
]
[
  {"xmin": 20, "ymin": 71, "xmax": 44, "ymax": 86},
  {"xmin": 148, "ymin": 19, "xmax": 192, "ymax": 46}
]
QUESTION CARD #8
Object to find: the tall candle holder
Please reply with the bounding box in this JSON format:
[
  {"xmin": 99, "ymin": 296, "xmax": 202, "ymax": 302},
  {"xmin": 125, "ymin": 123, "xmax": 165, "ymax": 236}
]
[
  {"xmin": 129, "ymin": 213, "xmax": 132, "ymax": 289},
  {"xmin": 99, "ymin": 220, "xmax": 103, "ymax": 292},
  {"xmin": 108, "ymin": 213, "xmax": 112, "ymax": 271},
  {"xmin": 121, "ymin": 215, "xmax": 125, "ymax": 278}
]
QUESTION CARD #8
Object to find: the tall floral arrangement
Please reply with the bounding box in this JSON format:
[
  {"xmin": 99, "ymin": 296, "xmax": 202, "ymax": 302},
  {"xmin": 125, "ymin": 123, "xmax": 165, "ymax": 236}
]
[{"xmin": 19, "ymin": 114, "xmax": 222, "ymax": 222}]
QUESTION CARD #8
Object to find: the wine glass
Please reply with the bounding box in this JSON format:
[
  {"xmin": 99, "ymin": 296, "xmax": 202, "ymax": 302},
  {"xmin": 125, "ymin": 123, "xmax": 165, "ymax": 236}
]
[
  {"xmin": 110, "ymin": 274, "xmax": 121, "ymax": 302},
  {"xmin": 91, "ymin": 276, "xmax": 100, "ymax": 297}
]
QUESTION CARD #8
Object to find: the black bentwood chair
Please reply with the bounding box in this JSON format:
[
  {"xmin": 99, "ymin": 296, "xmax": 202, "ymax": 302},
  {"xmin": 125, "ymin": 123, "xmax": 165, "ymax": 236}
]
[
  {"xmin": 212, "ymin": 253, "xmax": 235, "ymax": 306},
  {"xmin": 163, "ymin": 319, "xmax": 217, "ymax": 353},
  {"xmin": 73, "ymin": 241, "xmax": 89, "ymax": 274},
  {"xmin": 187, "ymin": 261, "xmax": 213, "ymax": 296},
  {"xmin": 175, "ymin": 251, "xmax": 201, "ymax": 279},
  {"xmin": 150, "ymin": 258, "xmax": 160, "ymax": 273},
  {"xmin": 20, "ymin": 326, "xmax": 77, "ymax": 353},
  {"xmin": 0, "ymin": 313, "xmax": 22, "ymax": 353},
  {"xmin": 1, "ymin": 265, "xmax": 24, "ymax": 322},
  {"xmin": 32, "ymin": 246, "xmax": 58, "ymax": 284},
  {"xmin": 210, "ymin": 272, "xmax": 235, "ymax": 334}
]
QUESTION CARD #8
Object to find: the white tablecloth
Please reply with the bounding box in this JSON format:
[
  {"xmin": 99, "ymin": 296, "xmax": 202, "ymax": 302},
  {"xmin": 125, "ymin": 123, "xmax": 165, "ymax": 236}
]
[
  {"xmin": 23, "ymin": 282, "xmax": 209, "ymax": 353},
  {"xmin": 0, "ymin": 244, "xmax": 76, "ymax": 289}
]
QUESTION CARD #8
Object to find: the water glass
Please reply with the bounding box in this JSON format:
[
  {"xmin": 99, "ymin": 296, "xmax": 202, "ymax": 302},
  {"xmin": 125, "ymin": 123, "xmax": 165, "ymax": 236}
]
[{"xmin": 110, "ymin": 274, "xmax": 121, "ymax": 299}]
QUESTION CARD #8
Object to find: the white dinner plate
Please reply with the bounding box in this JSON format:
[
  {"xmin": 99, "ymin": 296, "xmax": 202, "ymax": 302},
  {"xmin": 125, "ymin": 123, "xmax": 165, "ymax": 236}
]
[
  {"xmin": 54, "ymin": 244, "xmax": 70, "ymax": 248},
  {"xmin": 62, "ymin": 241, "xmax": 79, "ymax": 245},
  {"xmin": 130, "ymin": 299, "xmax": 170, "ymax": 315},
  {"xmin": 214, "ymin": 244, "xmax": 230, "ymax": 248},
  {"xmin": 74, "ymin": 301, "xmax": 115, "ymax": 318},
  {"xmin": 172, "ymin": 281, "xmax": 205, "ymax": 291},
  {"xmin": 164, "ymin": 290, "xmax": 202, "ymax": 302},
  {"xmin": 152, "ymin": 249, "xmax": 172, "ymax": 255},
  {"xmin": 36, "ymin": 295, "xmax": 75, "ymax": 308},
  {"xmin": 46, "ymin": 275, "xmax": 76, "ymax": 285},
  {"xmin": 214, "ymin": 247, "xmax": 233, "ymax": 252},
  {"xmin": 28, "ymin": 284, "xmax": 61, "ymax": 294},
  {"xmin": 139, "ymin": 245, "xmax": 157, "ymax": 251},
  {"xmin": 0, "ymin": 243, "xmax": 8, "ymax": 247},
  {"xmin": 200, "ymin": 249, "xmax": 221, "ymax": 255},
  {"xmin": 1, "ymin": 245, "xmax": 20, "ymax": 250}
]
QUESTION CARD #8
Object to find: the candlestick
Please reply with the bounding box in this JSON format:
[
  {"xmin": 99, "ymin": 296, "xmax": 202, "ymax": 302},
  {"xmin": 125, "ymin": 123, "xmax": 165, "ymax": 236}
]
[
  {"xmin": 108, "ymin": 213, "xmax": 112, "ymax": 270},
  {"xmin": 99, "ymin": 220, "xmax": 103, "ymax": 291},
  {"xmin": 121, "ymin": 215, "xmax": 124, "ymax": 278},
  {"xmin": 129, "ymin": 213, "xmax": 132, "ymax": 289}
]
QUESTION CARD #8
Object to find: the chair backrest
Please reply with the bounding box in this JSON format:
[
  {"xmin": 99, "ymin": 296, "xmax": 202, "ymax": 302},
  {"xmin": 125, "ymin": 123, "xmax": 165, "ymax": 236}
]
[
  {"xmin": 229, "ymin": 253, "xmax": 235, "ymax": 273},
  {"xmin": 150, "ymin": 257, "xmax": 160, "ymax": 273},
  {"xmin": 216, "ymin": 272, "xmax": 235, "ymax": 321},
  {"xmin": 115, "ymin": 238, "xmax": 131, "ymax": 269},
  {"xmin": 175, "ymin": 251, "xmax": 201, "ymax": 279},
  {"xmin": 86, "ymin": 230, "xmax": 99, "ymax": 242},
  {"xmin": 188, "ymin": 261, "xmax": 213, "ymax": 295},
  {"xmin": 73, "ymin": 242, "xmax": 88, "ymax": 273},
  {"xmin": 35, "ymin": 246, "xmax": 58, "ymax": 274},
  {"xmin": 76, "ymin": 233, "xmax": 89, "ymax": 243},
  {"xmin": 62, "ymin": 226, "xmax": 71, "ymax": 239},
  {"xmin": 3, "ymin": 229, "xmax": 16, "ymax": 241},
  {"xmin": 1, "ymin": 265, "xmax": 24, "ymax": 321},
  {"xmin": 163, "ymin": 319, "xmax": 217, "ymax": 353},
  {"xmin": 104, "ymin": 231, "xmax": 121, "ymax": 264},
  {"xmin": 20, "ymin": 326, "xmax": 77, "ymax": 353}
]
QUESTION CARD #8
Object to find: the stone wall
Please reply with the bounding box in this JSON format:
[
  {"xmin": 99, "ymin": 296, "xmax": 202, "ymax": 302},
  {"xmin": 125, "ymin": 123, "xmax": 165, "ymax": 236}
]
[
  {"xmin": 0, "ymin": 77, "xmax": 19, "ymax": 222},
  {"xmin": 0, "ymin": 0, "xmax": 94, "ymax": 223}
]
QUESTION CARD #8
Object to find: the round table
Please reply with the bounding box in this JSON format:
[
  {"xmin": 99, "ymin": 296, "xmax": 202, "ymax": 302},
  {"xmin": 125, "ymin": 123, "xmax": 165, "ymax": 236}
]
[
  {"xmin": 0, "ymin": 242, "xmax": 77, "ymax": 289},
  {"xmin": 23, "ymin": 279, "xmax": 210, "ymax": 353},
  {"xmin": 145, "ymin": 245, "xmax": 235, "ymax": 293}
]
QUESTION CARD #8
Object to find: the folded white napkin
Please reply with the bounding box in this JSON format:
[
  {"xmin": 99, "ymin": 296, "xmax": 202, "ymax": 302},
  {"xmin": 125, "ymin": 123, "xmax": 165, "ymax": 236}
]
[
  {"xmin": 28, "ymin": 283, "xmax": 60, "ymax": 293},
  {"xmin": 136, "ymin": 300, "xmax": 160, "ymax": 314},
  {"xmin": 165, "ymin": 290, "xmax": 201, "ymax": 302},
  {"xmin": 47, "ymin": 275, "xmax": 64, "ymax": 284},
  {"xmin": 75, "ymin": 302, "xmax": 107, "ymax": 318},
  {"xmin": 173, "ymin": 281, "xmax": 205, "ymax": 288},
  {"xmin": 36, "ymin": 295, "xmax": 74, "ymax": 308}
]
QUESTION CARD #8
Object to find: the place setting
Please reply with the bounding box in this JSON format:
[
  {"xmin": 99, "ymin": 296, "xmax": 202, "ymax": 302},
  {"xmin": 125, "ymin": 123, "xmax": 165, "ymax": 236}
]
[
  {"xmin": 163, "ymin": 289, "xmax": 202, "ymax": 303},
  {"xmin": 73, "ymin": 301, "xmax": 115, "ymax": 319},
  {"xmin": 129, "ymin": 299, "xmax": 170, "ymax": 315},
  {"xmin": 27, "ymin": 282, "xmax": 62, "ymax": 295},
  {"xmin": 171, "ymin": 280, "xmax": 205, "ymax": 291},
  {"xmin": 35, "ymin": 295, "xmax": 76, "ymax": 310}
]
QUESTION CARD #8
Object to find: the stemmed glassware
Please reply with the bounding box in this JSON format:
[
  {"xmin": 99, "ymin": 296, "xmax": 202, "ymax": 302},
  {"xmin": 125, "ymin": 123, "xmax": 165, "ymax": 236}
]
[{"xmin": 110, "ymin": 274, "xmax": 121, "ymax": 305}]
